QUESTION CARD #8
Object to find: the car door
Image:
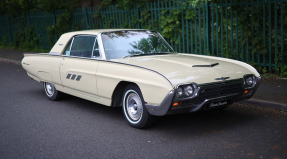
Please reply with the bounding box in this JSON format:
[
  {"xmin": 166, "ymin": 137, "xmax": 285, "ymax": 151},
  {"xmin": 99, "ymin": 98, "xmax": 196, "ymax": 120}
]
[{"xmin": 60, "ymin": 35, "xmax": 100, "ymax": 99}]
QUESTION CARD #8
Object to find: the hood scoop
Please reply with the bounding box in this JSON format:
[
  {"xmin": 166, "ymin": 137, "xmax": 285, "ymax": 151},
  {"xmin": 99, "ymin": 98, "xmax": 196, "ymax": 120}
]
[{"xmin": 192, "ymin": 63, "xmax": 219, "ymax": 67}]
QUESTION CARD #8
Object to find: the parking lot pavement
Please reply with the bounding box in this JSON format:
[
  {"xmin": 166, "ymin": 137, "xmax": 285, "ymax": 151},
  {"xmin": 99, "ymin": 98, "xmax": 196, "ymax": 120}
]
[{"xmin": 0, "ymin": 61, "xmax": 287, "ymax": 158}]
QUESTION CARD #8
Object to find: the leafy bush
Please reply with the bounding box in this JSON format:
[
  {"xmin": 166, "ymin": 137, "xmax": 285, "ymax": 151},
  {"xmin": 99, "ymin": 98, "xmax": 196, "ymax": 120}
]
[{"xmin": 0, "ymin": 36, "xmax": 8, "ymax": 48}]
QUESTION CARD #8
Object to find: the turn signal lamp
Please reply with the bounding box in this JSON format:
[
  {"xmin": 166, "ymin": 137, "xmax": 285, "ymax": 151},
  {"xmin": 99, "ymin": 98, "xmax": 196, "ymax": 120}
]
[{"xmin": 173, "ymin": 102, "xmax": 182, "ymax": 106}]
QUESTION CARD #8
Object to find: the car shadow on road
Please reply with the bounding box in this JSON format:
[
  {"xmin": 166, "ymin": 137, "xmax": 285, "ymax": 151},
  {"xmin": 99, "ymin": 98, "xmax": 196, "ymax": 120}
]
[
  {"xmin": 58, "ymin": 94, "xmax": 259, "ymax": 133},
  {"xmin": 22, "ymin": 86, "xmax": 261, "ymax": 137},
  {"xmin": 151, "ymin": 104, "xmax": 257, "ymax": 133}
]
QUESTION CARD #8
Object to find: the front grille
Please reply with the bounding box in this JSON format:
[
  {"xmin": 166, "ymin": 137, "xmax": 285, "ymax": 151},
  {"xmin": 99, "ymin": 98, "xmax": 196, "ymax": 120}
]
[
  {"xmin": 221, "ymin": 83, "xmax": 242, "ymax": 94},
  {"xmin": 199, "ymin": 79, "xmax": 243, "ymax": 98},
  {"xmin": 180, "ymin": 79, "xmax": 244, "ymax": 107},
  {"xmin": 200, "ymin": 83, "xmax": 242, "ymax": 98}
]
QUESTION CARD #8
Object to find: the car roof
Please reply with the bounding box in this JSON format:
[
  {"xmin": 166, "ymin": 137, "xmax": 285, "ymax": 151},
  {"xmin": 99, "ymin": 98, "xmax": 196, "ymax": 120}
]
[
  {"xmin": 63, "ymin": 29, "xmax": 147, "ymax": 36},
  {"xmin": 49, "ymin": 29, "xmax": 147, "ymax": 54}
]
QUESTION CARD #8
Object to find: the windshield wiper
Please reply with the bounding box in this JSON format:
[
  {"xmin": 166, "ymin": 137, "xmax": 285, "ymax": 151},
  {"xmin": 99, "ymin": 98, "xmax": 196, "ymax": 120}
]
[
  {"xmin": 122, "ymin": 52, "xmax": 175, "ymax": 59},
  {"xmin": 144, "ymin": 52, "xmax": 175, "ymax": 55},
  {"xmin": 122, "ymin": 53, "xmax": 144, "ymax": 59}
]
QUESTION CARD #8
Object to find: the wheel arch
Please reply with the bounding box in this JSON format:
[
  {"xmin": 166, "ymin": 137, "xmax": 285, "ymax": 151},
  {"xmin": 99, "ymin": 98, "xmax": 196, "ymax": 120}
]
[{"xmin": 111, "ymin": 81, "xmax": 140, "ymax": 107}]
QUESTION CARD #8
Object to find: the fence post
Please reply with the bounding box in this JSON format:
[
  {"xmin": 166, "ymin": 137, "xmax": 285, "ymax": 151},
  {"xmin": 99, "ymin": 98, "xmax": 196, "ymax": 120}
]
[
  {"xmin": 27, "ymin": 12, "xmax": 33, "ymax": 42},
  {"xmin": 7, "ymin": 16, "xmax": 12, "ymax": 44},
  {"xmin": 84, "ymin": 7, "xmax": 89, "ymax": 29},
  {"xmin": 206, "ymin": 1, "xmax": 212, "ymax": 55},
  {"xmin": 52, "ymin": 10, "xmax": 58, "ymax": 39},
  {"xmin": 27, "ymin": 12, "xmax": 31, "ymax": 26},
  {"xmin": 136, "ymin": 5, "xmax": 140, "ymax": 29}
]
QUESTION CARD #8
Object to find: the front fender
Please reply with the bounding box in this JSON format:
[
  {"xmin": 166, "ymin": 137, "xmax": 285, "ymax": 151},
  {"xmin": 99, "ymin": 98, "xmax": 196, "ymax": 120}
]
[{"xmin": 96, "ymin": 61, "xmax": 173, "ymax": 106}]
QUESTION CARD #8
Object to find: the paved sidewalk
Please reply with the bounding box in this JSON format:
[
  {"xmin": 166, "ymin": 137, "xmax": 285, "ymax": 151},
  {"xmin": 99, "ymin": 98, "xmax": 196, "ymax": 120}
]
[
  {"xmin": 1, "ymin": 48, "xmax": 286, "ymax": 110},
  {"xmin": 240, "ymin": 79, "xmax": 287, "ymax": 111},
  {"xmin": 0, "ymin": 48, "xmax": 25, "ymax": 61}
]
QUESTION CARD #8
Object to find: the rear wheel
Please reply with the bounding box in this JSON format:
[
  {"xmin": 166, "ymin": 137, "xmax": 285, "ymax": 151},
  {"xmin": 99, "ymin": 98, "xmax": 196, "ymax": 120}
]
[
  {"xmin": 43, "ymin": 82, "xmax": 62, "ymax": 101},
  {"xmin": 122, "ymin": 84, "xmax": 154, "ymax": 128}
]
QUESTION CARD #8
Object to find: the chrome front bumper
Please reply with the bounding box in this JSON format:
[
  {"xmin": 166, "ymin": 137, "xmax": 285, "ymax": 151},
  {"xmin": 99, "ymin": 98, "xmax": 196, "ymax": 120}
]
[{"xmin": 145, "ymin": 76, "xmax": 262, "ymax": 116}]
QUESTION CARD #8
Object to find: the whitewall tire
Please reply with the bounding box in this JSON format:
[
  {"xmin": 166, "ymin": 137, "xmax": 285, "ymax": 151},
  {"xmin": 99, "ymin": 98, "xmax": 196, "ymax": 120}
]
[
  {"xmin": 43, "ymin": 82, "xmax": 62, "ymax": 101},
  {"xmin": 122, "ymin": 84, "xmax": 154, "ymax": 128}
]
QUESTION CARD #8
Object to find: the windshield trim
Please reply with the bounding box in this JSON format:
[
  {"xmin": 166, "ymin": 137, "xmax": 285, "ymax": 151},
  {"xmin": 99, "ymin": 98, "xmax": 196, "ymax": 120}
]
[{"xmin": 155, "ymin": 31, "xmax": 175, "ymax": 53}]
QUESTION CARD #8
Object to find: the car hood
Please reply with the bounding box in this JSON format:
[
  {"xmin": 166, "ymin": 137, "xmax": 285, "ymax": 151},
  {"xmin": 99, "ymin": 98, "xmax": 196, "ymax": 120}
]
[{"xmin": 111, "ymin": 54, "xmax": 253, "ymax": 87}]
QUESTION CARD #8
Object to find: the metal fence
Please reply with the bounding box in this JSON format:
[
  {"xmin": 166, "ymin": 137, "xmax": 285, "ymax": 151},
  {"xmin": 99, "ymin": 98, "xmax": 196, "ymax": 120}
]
[{"xmin": 0, "ymin": 0, "xmax": 286, "ymax": 71}]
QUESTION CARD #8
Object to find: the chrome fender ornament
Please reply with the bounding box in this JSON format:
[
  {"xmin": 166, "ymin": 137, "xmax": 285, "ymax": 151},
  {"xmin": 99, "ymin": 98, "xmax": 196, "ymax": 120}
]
[{"xmin": 215, "ymin": 77, "xmax": 230, "ymax": 81}]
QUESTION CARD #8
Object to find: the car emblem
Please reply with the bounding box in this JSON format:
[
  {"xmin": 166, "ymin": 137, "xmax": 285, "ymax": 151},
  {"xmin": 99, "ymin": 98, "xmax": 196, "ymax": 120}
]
[{"xmin": 215, "ymin": 77, "xmax": 230, "ymax": 81}]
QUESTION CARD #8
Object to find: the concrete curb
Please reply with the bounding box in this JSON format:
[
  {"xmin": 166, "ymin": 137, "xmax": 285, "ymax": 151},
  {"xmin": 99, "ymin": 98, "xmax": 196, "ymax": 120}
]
[
  {"xmin": 239, "ymin": 99, "xmax": 287, "ymax": 111},
  {"xmin": 0, "ymin": 58, "xmax": 21, "ymax": 65}
]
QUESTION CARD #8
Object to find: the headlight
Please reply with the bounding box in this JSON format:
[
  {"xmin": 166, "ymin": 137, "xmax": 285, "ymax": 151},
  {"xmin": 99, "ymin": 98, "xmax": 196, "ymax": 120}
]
[
  {"xmin": 184, "ymin": 85, "xmax": 194, "ymax": 96},
  {"xmin": 246, "ymin": 76, "xmax": 253, "ymax": 86},
  {"xmin": 176, "ymin": 83, "xmax": 200, "ymax": 99},
  {"xmin": 244, "ymin": 75, "xmax": 257, "ymax": 88},
  {"xmin": 177, "ymin": 87, "xmax": 183, "ymax": 97}
]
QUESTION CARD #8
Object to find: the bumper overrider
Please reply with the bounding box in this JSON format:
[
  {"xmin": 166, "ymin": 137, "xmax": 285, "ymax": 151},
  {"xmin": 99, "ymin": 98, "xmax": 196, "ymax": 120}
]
[{"xmin": 146, "ymin": 75, "xmax": 261, "ymax": 116}]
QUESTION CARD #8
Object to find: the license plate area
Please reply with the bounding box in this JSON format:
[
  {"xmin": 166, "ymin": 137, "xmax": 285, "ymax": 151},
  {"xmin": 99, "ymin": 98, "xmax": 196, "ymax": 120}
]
[{"xmin": 204, "ymin": 98, "xmax": 230, "ymax": 110}]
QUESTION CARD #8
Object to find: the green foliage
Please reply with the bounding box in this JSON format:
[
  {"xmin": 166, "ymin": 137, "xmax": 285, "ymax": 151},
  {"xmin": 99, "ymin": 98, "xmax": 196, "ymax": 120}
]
[
  {"xmin": 21, "ymin": 26, "xmax": 39, "ymax": 50},
  {"xmin": 0, "ymin": 0, "xmax": 286, "ymax": 75},
  {"xmin": 159, "ymin": 8, "xmax": 182, "ymax": 43},
  {"xmin": 222, "ymin": 46, "xmax": 236, "ymax": 59},
  {"xmin": 46, "ymin": 25, "xmax": 57, "ymax": 45},
  {"xmin": 12, "ymin": 25, "xmax": 39, "ymax": 51},
  {"xmin": 95, "ymin": 0, "xmax": 286, "ymax": 75},
  {"xmin": 141, "ymin": 8, "xmax": 151, "ymax": 24},
  {"xmin": 189, "ymin": 0, "xmax": 210, "ymax": 7},
  {"xmin": 46, "ymin": 12, "xmax": 72, "ymax": 45},
  {"xmin": 101, "ymin": 0, "xmax": 149, "ymax": 10},
  {"xmin": 262, "ymin": 72, "xmax": 286, "ymax": 79},
  {"xmin": 0, "ymin": 0, "xmax": 34, "ymax": 17},
  {"xmin": 0, "ymin": 0, "xmax": 83, "ymax": 52},
  {"xmin": 54, "ymin": 12, "xmax": 72, "ymax": 35},
  {"xmin": 248, "ymin": 61, "xmax": 264, "ymax": 74},
  {"xmin": 248, "ymin": 57, "xmax": 287, "ymax": 77},
  {"xmin": 0, "ymin": 36, "xmax": 8, "ymax": 47},
  {"xmin": 275, "ymin": 54, "xmax": 287, "ymax": 77},
  {"xmin": 101, "ymin": 0, "xmax": 114, "ymax": 9},
  {"xmin": 0, "ymin": 0, "xmax": 83, "ymax": 16},
  {"xmin": 185, "ymin": 9, "xmax": 195, "ymax": 20},
  {"xmin": 37, "ymin": 0, "xmax": 83, "ymax": 12},
  {"xmin": 234, "ymin": 5, "xmax": 268, "ymax": 56},
  {"xmin": 262, "ymin": 67, "xmax": 267, "ymax": 74},
  {"xmin": 0, "ymin": 19, "xmax": 39, "ymax": 51},
  {"xmin": 93, "ymin": 10, "xmax": 101, "ymax": 19}
]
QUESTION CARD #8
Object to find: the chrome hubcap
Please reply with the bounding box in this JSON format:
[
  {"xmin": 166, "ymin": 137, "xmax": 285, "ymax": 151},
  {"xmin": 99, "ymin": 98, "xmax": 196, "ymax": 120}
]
[
  {"xmin": 126, "ymin": 93, "xmax": 143, "ymax": 121},
  {"xmin": 45, "ymin": 82, "xmax": 54, "ymax": 97}
]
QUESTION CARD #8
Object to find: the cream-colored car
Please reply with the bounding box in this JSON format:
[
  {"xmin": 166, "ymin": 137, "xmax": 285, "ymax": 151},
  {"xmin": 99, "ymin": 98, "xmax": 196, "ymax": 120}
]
[{"xmin": 22, "ymin": 29, "xmax": 261, "ymax": 128}]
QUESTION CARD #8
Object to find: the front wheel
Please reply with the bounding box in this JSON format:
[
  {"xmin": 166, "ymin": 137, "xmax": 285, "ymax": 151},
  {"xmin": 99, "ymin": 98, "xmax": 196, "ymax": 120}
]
[
  {"xmin": 43, "ymin": 82, "xmax": 62, "ymax": 101},
  {"xmin": 122, "ymin": 84, "xmax": 154, "ymax": 128}
]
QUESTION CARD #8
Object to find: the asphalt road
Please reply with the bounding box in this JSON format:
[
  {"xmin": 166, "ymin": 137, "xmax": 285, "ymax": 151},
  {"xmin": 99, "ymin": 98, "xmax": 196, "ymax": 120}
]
[{"xmin": 1, "ymin": 61, "xmax": 287, "ymax": 159}]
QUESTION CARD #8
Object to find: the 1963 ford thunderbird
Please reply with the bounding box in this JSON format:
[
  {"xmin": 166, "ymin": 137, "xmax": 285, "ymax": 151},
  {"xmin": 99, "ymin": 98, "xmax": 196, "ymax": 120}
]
[{"xmin": 22, "ymin": 29, "xmax": 261, "ymax": 128}]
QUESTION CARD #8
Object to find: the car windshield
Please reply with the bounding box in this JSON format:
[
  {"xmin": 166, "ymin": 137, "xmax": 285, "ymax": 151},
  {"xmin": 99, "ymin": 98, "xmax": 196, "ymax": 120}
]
[{"xmin": 101, "ymin": 30, "xmax": 175, "ymax": 59}]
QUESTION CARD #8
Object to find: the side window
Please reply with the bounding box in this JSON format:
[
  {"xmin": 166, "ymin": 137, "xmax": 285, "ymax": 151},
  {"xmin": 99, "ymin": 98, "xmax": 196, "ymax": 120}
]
[
  {"xmin": 64, "ymin": 41, "xmax": 72, "ymax": 55},
  {"xmin": 70, "ymin": 36, "xmax": 96, "ymax": 57},
  {"xmin": 92, "ymin": 39, "xmax": 100, "ymax": 58}
]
